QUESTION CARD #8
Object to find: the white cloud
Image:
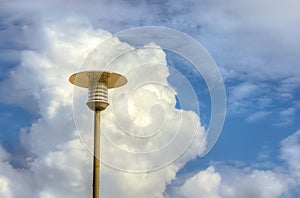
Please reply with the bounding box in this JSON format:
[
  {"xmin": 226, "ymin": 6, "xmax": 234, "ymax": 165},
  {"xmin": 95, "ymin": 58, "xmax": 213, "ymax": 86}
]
[
  {"xmin": 230, "ymin": 83, "xmax": 257, "ymax": 101},
  {"xmin": 31, "ymin": 139, "xmax": 92, "ymax": 198},
  {"xmin": 1, "ymin": 0, "xmax": 299, "ymax": 121},
  {"xmin": 176, "ymin": 164, "xmax": 289, "ymax": 198},
  {"xmin": 228, "ymin": 82, "xmax": 260, "ymax": 114},
  {"xmin": 2, "ymin": 0, "xmax": 300, "ymax": 93},
  {"xmin": 280, "ymin": 130, "xmax": 300, "ymax": 182},
  {"xmin": 219, "ymin": 168, "xmax": 288, "ymax": 198},
  {"xmin": 0, "ymin": 145, "xmax": 10, "ymax": 161},
  {"xmin": 280, "ymin": 107, "xmax": 296, "ymax": 117},
  {"xmin": 179, "ymin": 166, "xmax": 221, "ymax": 198},
  {"xmin": 1, "ymin": 0, "xmax": 300, "ymax": 197},
  {"xmin": 246, "ymin": 111, "xmax": 270, "ymax": 122},
  {"xmin": 174, "ymin": 129, "xmax": 300, "ymax": 198},
  {"xmin": 0, "ymin": 18, "xmax": 205, "ymax": 198},
  {"xmin": 0, "ymin": 147, "xmax": 14, "ymax": 197},
  {"xmin": 0, "ymin": 155, "xmax": 34, "ymax": 197},
  {"xmin": 273, "ymin": 107, "xmax": 297, "ymax": 126}
]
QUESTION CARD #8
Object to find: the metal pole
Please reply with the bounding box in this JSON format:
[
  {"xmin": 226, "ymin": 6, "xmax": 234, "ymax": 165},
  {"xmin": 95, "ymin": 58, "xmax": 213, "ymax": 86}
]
[
  {"xmin": 69, "ymin": 71, "xmax": 127, "ymax": 198},
  {"xmin": 93, "ymin": 110, "xmax": 101, "ymax": 198}
]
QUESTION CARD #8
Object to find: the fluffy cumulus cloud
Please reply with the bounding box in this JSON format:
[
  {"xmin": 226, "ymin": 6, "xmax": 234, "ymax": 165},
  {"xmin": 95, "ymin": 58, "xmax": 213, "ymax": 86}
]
[
  {"xmin": 0, "ymin": 145, "xmax": 33, "ymax": 197},
  {"xmin": 0, "ymin": 18, "xmax": 206, "ymax": 197},
  {"xmin": 220, "ymin": 168, "xmax": 288, "ymax": 198},
  {"xmin": 178, "ymin": 165, "xmax": 288, "ymax": 198},
  {"xmin": 280, "ymin": 130, "xmax": 300, "ymax": 186},
  {"xmin": 179, "ymin": 166, "xmax": 221, "ymax": 198},
  {"xmin": 171, "ymin": 130, "xmax": 300, "ymax": 198},
  {"xmin": 1, "ymin": 0, "xmax": 300, "ymax": 197},
  {"xmin": 1, "ymin": 0, "xmax": 300, "ymax": 120}
]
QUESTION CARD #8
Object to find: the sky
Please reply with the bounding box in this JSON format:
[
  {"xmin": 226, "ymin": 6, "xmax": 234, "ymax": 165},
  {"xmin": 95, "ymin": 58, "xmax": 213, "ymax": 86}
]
[{"xmin": 0, "ymin": 0, "xmax": 300, "ymax": 197}]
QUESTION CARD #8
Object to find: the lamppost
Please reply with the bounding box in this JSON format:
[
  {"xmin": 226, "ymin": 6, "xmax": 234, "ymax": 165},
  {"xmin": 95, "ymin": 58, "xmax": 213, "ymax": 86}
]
[{"xmin": 69, "ymin": 70, "xmax": 127, "ymax": 198}]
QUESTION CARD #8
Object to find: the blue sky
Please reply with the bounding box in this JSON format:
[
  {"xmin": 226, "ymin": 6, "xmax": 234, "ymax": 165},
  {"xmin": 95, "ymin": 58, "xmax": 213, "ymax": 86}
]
[{"xmin": 0, "ymin": 0, "xmax": 300, "ymax": 197}]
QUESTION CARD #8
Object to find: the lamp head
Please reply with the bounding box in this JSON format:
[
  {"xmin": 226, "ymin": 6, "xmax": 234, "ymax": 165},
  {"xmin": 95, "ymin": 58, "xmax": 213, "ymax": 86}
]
[{"xmin": 69, "ymin": 70, "xmax": 127, "ymax": 111}]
